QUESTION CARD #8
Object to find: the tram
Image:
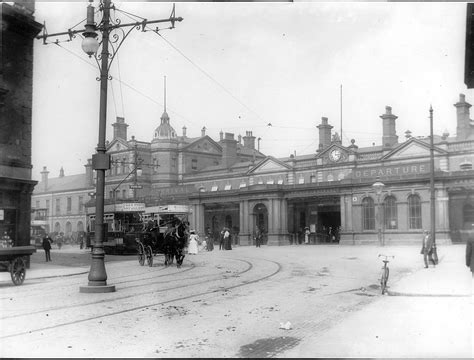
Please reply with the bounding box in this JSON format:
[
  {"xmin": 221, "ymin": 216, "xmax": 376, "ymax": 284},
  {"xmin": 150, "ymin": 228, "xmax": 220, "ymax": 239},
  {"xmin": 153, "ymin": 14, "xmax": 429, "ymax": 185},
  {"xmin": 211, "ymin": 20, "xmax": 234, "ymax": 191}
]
[
  {"xmin": 143, "ymin": 204, "xmax": 191, "ymax": 231},
  {"xmin": 86, "ymin": 202, "xmax": 146, "ymax": 255}
]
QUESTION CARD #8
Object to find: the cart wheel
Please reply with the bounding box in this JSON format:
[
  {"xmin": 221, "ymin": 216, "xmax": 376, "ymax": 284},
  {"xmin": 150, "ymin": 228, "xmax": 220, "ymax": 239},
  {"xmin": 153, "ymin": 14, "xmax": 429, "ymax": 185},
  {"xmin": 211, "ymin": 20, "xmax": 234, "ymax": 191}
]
[
  {"xmin": 137, "ymin": 243, "xmax": 145, "ymax": 266},
  {"xmin": 10, "ymin": 257, "xmax": 26, "ymax": 285},
  {"xmin": 146, "ymin": 246, "xmax": 153, "ymax": 267}
]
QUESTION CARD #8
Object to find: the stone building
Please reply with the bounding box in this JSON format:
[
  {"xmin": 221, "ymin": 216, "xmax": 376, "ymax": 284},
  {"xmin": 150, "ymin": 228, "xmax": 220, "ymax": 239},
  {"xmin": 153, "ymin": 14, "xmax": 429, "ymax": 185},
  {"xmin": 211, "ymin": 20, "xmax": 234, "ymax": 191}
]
[
  {"xmin": 0, "ymin": 1, "xmax": 42, "ymax": 246},
  {"xmin": 33, "ymin": 93, "xmax": 474, "ymax": 246}
]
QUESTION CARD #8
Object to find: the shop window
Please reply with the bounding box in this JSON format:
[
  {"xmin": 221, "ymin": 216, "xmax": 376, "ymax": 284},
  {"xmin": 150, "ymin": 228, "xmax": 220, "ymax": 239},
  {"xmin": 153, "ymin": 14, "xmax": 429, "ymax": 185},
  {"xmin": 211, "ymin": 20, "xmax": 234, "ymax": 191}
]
[
  {"xmin": 362, "ymin": 197, "xmax": 375, "ymax": 230},
  {"xmin": 384, "ymin": 196, "xmax": 398, "ymax": 229},
  {"xmin": 408, "ymin": 194, "xmax": 422, "ymax": 229}
]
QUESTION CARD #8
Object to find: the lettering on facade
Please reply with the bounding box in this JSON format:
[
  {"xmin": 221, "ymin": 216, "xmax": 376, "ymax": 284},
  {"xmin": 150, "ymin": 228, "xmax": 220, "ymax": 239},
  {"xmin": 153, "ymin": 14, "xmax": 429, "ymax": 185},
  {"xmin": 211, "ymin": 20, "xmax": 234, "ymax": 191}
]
[{"xmin": 352, "ymin": 162, "xmax": 430, "ymax": 179}]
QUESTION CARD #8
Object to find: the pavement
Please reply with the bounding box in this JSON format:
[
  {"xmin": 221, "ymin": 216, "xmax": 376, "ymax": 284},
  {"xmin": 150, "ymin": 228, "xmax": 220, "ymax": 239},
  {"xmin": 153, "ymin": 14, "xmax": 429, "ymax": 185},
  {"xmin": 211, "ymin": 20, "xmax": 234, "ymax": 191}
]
[{"xmin": 3, "ymin": 243, "xmax": 473, "ymax": 358}]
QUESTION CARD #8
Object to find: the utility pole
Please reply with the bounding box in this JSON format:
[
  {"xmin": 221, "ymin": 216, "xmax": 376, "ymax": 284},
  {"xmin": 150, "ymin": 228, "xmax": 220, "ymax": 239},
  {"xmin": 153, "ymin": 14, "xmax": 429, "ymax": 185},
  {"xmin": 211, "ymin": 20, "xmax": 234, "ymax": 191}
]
[
  {"xmin": 429, "ymin": 106, "xmax": 438, "ymax": 263},
  {"xmin": 36, "ymin": 0, "xmax": 182, "ymax": 293}
]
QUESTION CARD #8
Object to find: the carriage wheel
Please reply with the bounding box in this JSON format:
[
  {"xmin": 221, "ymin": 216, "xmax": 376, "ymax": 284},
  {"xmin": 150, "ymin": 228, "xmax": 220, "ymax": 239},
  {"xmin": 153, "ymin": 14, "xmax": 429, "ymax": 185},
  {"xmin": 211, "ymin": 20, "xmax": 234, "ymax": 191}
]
[
  {"xmin": 137, "ymin": 243, "xmax": 145, "ymax": 266},
  {"xmin": 146, "ymin": 246, "xmax": 153, "ymax": 267},
  {"xmin": 10, "ymin": 257, "xmax": 26, "ymax": 285}
]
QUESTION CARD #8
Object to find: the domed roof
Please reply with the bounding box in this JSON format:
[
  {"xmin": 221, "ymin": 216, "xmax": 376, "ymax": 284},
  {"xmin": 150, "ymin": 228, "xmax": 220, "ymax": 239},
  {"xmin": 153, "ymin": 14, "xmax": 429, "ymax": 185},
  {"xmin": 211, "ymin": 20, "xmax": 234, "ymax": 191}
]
[{"xmin": 153, "ymin": 111, "xmax": 177, "ymax": 140}]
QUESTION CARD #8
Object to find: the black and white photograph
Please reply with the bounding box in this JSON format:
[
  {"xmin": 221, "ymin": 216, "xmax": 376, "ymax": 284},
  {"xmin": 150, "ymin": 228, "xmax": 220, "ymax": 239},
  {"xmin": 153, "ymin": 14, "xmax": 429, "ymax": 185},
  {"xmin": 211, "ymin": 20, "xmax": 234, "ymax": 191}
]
[{"xmin": 1, "ymin": 0, "xmax": 473, "ymax": 357}]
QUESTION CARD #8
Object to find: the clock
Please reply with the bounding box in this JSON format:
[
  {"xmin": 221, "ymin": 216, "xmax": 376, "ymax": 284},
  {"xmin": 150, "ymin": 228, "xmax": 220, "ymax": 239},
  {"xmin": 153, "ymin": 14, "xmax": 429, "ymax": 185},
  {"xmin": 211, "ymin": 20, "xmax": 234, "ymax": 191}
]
[{"xmin": 329, "ymin": 149, "xmax": 342, "ymax": 162}]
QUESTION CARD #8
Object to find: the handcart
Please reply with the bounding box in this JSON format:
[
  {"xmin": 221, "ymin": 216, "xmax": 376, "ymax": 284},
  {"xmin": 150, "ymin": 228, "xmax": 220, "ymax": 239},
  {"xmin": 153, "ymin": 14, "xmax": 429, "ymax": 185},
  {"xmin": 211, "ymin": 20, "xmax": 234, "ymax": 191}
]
[{"xmin": 0, "ymin": 246, "xmax": 37, "ymax": 285}]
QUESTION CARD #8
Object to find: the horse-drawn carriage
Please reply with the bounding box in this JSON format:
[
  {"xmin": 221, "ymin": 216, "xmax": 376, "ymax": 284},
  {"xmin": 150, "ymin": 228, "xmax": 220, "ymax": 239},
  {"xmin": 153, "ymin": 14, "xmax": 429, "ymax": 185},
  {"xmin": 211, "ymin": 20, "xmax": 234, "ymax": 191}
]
[{"xmin": 136, "ymin": 215, "xmax": 189, "ymax": 268}]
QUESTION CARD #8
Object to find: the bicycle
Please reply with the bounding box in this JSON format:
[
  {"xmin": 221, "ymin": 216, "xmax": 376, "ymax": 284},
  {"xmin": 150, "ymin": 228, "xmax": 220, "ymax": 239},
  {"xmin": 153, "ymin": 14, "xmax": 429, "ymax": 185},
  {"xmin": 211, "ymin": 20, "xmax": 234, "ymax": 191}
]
[{"xmin": 378, "ymin": 254, "xmax": 394, "ymax": 295}]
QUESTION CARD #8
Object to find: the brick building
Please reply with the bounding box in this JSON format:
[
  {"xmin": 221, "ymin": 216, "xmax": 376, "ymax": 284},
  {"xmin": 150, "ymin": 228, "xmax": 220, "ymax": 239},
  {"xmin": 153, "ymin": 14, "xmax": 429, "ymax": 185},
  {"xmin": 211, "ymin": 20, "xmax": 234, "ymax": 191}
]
[{"xmin": 0, "ymin": 1, "xmax": 42, "ymax": 246}]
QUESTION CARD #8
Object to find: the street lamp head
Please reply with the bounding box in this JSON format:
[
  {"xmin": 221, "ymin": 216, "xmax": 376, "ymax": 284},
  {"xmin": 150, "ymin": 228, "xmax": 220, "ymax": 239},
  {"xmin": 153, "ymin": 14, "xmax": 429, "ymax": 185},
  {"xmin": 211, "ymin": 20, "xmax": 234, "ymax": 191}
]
[
  {"xmin": 81, "ymin": 3, "xmax": 99, "ymax": 57},
  {"xmin": 82, "ymin": 35, "xmax": 99, "ymax": 57}
]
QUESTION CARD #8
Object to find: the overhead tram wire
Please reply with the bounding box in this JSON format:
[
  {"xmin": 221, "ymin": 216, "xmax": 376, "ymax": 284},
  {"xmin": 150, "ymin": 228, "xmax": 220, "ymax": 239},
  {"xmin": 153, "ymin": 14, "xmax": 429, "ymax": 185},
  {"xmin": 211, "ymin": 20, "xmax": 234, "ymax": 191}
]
[{"xmin": 147, "ymin": 27, "xmax": 270, "ymax": 129}]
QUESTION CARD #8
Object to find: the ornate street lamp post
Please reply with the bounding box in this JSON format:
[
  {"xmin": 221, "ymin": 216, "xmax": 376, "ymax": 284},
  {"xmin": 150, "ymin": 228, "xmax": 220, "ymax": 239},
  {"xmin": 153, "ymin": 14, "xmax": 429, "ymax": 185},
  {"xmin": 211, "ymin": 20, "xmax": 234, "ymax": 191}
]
[
  {"xmin": 36, "ymin": 0, "xmax": 182, "ymax": 293},
  {"xmin": 372, "ymin": 178, "xmax": 385, "ymax": 246}
]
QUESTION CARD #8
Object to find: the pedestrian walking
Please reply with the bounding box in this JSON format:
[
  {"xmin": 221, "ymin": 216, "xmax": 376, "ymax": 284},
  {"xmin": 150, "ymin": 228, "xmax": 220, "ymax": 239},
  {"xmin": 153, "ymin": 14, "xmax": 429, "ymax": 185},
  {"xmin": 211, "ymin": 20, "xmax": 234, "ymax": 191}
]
[
  {"xmin": 207, "ymin": 230, "xmax": 214, "ymax": 251},
  {"xmin": 255, "ymin": 228, "xmax": 262, "ymax": 248},
  {"xmin": 465, "ymin": 235, "xmax": 474, "ymax": 304},
  {"xmin": 223, "ymin": 228, "xmax": 232, "ymax": 250},
  {"xmin": 42, "ymin": 234, "xmax": 52, "ymax": 262},
  {"xmin": 304, "ymin": 227, "xmax": 310, "ymax": 244},
  {"xmin": 219, "ymin": 229, "xmax": 225, "ymax": 250},
  {"xmin": 420, "ymin": 230, "xmax": 435, "ymax": 268},
  {"xmin": 188, "ymin": 230, "xmax": 199, "ymax": 255}
]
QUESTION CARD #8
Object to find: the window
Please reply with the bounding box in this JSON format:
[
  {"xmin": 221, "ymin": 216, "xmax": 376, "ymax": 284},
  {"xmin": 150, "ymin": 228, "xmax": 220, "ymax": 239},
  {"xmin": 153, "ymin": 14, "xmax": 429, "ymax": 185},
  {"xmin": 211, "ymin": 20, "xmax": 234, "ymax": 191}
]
[
  {"xmin": 211, "ymin": 185, "xmax": 218, "ymax": 192},
  {"xmin": 362, "ymin": 197, "xmax": 375, "ymax": 230},
  {"xmin": 266, "ymin": 179, "xmax": 274, "ymax": 185},
  {"xmin": 192, "ymin": 159, "xmax": 198, "ymax": 170},
  {"xmin": 277, "ymin": 179, "xmax": 284, "ymax": 185},
  {"xmin": 408, "ymin": 194, "xmax": 422, "ymax": 229},
  {"xmin": 46, "ymin": 199, "xmax": 50, "ymax": 210},
  {"xmin": 298, "ymin": 176, "xmax": 305, "ymax": 184},
  {"xmin": 153, "ymin": 158, "xmax": 159, "ymax": 173},
  {"xmin": 35, "ymin": 201, "xmax": 40, "ymax": 208},
  {"xmin": 78, "ymin": 196, "xmax": 84, "ymax": 213},
  {"xmin": 239, "ymin": 182, "xmax": 246, "ymax": 188},
  {"xmin": 384, "ymin": 195, "xmax": 397, "ymax": 229},
  {"xmin": 464, "ymin": 204, "xmax": 474, "ymax": 224},
  {"xmin": 310, "ymin": 175, "xmax": 316, "ymax": 183},
  {"xmin": 109, "ymin": 190, "xmax": 113, "ymax": 199},
  {"xmin": 122, "ymin": 189, "xmax": 127, "ymax": 198},
  {"xmin": 55, "ymin": 198, "xmax": 60, "ymax": 214},
  {"xmin": 121, "ymin": 158, "xmax": 126, "ymax": 174},
  {"xmin": 67, "ymin": 197, "xmax": 72, "ymax": 213},
  {"xmin": 224, "ymin": 184, "xmax": 232, "ymax": 190}
]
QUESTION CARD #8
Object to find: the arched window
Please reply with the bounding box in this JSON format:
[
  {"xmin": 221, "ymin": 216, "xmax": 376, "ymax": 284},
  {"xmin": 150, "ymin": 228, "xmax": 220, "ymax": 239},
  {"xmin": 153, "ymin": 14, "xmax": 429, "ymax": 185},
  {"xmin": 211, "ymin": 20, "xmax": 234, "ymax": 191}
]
[
  {"xmin": 384, "ymin": 195, "xmax": 398, "ymax": 229},
  {"xmin": 225, "ymin": 215, "xmax": 232, "ymax": 230},
  {"xmin": 77, "ymin": 221, "xmax": 84, "ymax": 232},
  {"xmin": 54, "ymin": 222, "xmax": 61, "ymax": 234},
  {"xmin": 362, "ymin": 197, "xmax": 375, "ymax": 230},
  {"xmin": 408, "ymin": 194, "xmax": 422, "ymax": 229},
  {"xmin": 66, "ymin": 221, "xmax": 72, "ymax": 235}
]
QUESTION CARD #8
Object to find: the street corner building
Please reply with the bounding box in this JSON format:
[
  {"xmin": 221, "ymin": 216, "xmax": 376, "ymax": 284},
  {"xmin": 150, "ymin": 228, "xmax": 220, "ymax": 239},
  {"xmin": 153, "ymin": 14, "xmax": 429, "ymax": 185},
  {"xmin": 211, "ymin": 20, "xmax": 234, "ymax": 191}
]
[
  {"xmin": 1, "ymin": 1, "xmax": 42, "ymax": 247},
  {"xmin": 33, "ymin": 93, "xmax": 474, "ymax": 247}
]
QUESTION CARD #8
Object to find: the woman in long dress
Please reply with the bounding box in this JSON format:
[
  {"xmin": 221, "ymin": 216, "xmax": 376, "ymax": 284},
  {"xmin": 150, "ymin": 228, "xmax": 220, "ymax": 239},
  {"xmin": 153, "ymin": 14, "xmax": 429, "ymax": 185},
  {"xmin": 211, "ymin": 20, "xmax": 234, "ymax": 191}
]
[{"xmin": 188, "ymin": 230, "xmax": 199, "ymax": 255}]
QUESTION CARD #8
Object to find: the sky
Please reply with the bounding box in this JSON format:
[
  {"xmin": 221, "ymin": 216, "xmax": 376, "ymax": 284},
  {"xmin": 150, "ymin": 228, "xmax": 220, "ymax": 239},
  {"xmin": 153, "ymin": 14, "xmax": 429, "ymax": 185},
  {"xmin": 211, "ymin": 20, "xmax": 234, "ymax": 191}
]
[{"xmin": 31, "ymin": 1, "xmax": 471, "ymax": 181}]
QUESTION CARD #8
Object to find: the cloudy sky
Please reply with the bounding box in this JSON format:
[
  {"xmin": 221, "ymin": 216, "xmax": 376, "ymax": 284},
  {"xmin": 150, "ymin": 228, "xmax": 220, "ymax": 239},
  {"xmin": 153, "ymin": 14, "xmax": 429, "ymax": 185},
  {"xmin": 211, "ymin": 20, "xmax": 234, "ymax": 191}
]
[{"xmin": 31, "ymin": 1, "xmax": 470, "ymax": 180}]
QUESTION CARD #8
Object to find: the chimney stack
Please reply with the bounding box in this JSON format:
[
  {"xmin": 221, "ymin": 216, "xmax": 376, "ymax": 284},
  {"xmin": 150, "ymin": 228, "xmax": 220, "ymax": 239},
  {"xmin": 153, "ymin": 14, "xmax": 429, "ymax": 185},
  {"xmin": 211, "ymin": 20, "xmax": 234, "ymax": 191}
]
[
  {"xmin": 40, "ymin": 166, "xmax": 49, "ymax": 192},
  {"xmin": 201, "ymin": 126, "xmax": 206, "ymax": 137},
  {"xmin": 454, "ymin": 93, "xmax": 473, "ymax": 141},
  {"xmin": 221, "ymin": 132, "xmax": 238, "ymax": 168},
  {"xmin": 243, "ymin": 131, "xmax": 256, "ymax": 150},
  {"xmin": 59, "ymin": 167, "xmax": 64, "ymax": 177},
  {"xmin": 112, "ymin": 116, "xmax": 128, "ymax": 141},
  {"xmin": 317, "ymin": 117, "xmax": 333, "ymax": 150},
  {"xmin": 182, "ymin": 126, "xmax": 187, "ymax": 137},
  {"xmin": 85, "ymin": 159, "xmax": 94, "ymax": 187},
  {"xmin": 380, "ymin": 106, "xmax": 398, "ymax": 149}
]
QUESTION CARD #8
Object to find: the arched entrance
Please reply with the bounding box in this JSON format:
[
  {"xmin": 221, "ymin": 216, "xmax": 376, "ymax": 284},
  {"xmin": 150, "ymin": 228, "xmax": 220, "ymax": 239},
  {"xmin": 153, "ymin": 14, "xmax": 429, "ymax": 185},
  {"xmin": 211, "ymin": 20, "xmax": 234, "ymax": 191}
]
[
  {"xmin": 77, "ymin": 221, "xmax": 84, "ymax": 232},
  {"xmin": 253, "ymin": 203, "xmax": 268, "ymax": 245}
]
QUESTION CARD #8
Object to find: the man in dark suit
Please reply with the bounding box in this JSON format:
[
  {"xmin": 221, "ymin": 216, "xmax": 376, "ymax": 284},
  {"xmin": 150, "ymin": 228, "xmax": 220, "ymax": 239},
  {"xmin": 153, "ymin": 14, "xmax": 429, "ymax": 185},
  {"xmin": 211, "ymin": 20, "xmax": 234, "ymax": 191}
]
[{"xmin": 42, "ymin": 234, "xmax": 52, "ymax": 262}]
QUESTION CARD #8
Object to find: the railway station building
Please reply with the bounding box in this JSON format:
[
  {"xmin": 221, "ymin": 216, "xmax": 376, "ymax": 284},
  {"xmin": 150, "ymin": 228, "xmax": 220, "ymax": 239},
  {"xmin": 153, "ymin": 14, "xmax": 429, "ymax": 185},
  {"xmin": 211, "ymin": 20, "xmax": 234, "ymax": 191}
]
[{"xmin": 33, "ymin": 93, "xmax": 474, "ymax": 246}]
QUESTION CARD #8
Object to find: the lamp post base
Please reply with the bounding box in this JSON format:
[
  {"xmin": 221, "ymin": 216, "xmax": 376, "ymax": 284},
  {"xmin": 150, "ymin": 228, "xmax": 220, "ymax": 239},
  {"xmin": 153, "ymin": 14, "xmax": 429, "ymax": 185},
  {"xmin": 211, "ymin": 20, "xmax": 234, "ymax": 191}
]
[{"xmin": 79, "ymin": 284, "xmax": 116, "ymax": 293}]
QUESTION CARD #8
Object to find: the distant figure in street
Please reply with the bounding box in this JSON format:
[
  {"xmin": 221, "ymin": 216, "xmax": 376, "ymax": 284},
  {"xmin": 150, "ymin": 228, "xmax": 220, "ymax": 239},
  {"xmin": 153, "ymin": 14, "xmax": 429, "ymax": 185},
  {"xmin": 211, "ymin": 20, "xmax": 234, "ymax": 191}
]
[
  {"xmin": 304, "ymin": 227, "xmax": 310, "ymax": 245},
  {"xmin": 466, "ymin": 236, "xmax": 474, "ymax": 274},
  {"xmin": 420, "ymin": 230, "xmax": 435, "ymax": 268},
  {"xmin": 219, "ymin": 229, "xmax": 225, "ymax": 250},
  {"xmin": 255, "ymin": 228, "xmax": 262, "ymax": 248},
  {"xmin": 42, "ymin": 234, "xmax": 52, "ymax": 262},
  {"xmin": 223, "ymin": 227, "xmax": 232, "ymax": 250},
  {"xmin": 206, "ymin": 229, "xmax": 214, "ymax": 251},
  {"xmin": 188, "ymin": 230, "xmax": 199, "ymax": 255}
]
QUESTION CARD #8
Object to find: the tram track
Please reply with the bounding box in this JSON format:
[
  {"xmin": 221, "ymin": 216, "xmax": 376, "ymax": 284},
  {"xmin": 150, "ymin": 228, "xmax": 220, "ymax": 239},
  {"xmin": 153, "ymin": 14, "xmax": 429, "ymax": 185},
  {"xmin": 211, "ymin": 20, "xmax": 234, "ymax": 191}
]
[
  {"xmin": 0, "ymin": 257, "xmax": 252, "ymax": 320},
  {"xmin": 0, "ymin": 256, "xmax": 282, "ymax": 339}
]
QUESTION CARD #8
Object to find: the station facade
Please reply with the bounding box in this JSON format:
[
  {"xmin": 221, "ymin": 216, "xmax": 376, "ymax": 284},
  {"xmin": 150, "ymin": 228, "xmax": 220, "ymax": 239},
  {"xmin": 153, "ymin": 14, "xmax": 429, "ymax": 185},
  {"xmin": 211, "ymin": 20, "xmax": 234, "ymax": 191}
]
[{"xmin": 33, "ymin": 93, "xmax": 474, "ymax": 246}]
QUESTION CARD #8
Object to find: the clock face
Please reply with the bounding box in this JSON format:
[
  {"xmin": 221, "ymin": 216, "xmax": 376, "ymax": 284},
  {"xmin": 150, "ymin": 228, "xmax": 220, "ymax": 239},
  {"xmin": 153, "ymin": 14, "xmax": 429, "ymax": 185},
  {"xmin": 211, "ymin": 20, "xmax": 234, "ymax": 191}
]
[{"xmin": 329, "ymin": 149, "xmax": 341, "ymax": 162}]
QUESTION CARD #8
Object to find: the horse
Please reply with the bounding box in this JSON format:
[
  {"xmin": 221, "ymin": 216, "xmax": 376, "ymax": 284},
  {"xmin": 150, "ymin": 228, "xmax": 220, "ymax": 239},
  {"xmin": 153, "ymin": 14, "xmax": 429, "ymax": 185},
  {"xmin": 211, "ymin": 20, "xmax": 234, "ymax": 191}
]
[{"xmin": 162, "ymin": 218, "xmax": 189, "ymax": 268}]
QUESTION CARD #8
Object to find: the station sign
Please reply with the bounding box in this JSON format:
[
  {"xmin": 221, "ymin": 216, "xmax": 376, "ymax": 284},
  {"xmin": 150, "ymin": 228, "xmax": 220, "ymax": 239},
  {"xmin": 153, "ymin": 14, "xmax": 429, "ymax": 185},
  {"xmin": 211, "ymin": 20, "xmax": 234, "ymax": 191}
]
[
  {"xmin": 352, "ymin": 162, "xmax": 430, "ymax": 180},
  {"xmin": 129, "ymin": 184, "xmax": 143, "ymax": 189},
  {"xmin": 115, "ymin": 202, "xmax": 146, "ymax": 212}
]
